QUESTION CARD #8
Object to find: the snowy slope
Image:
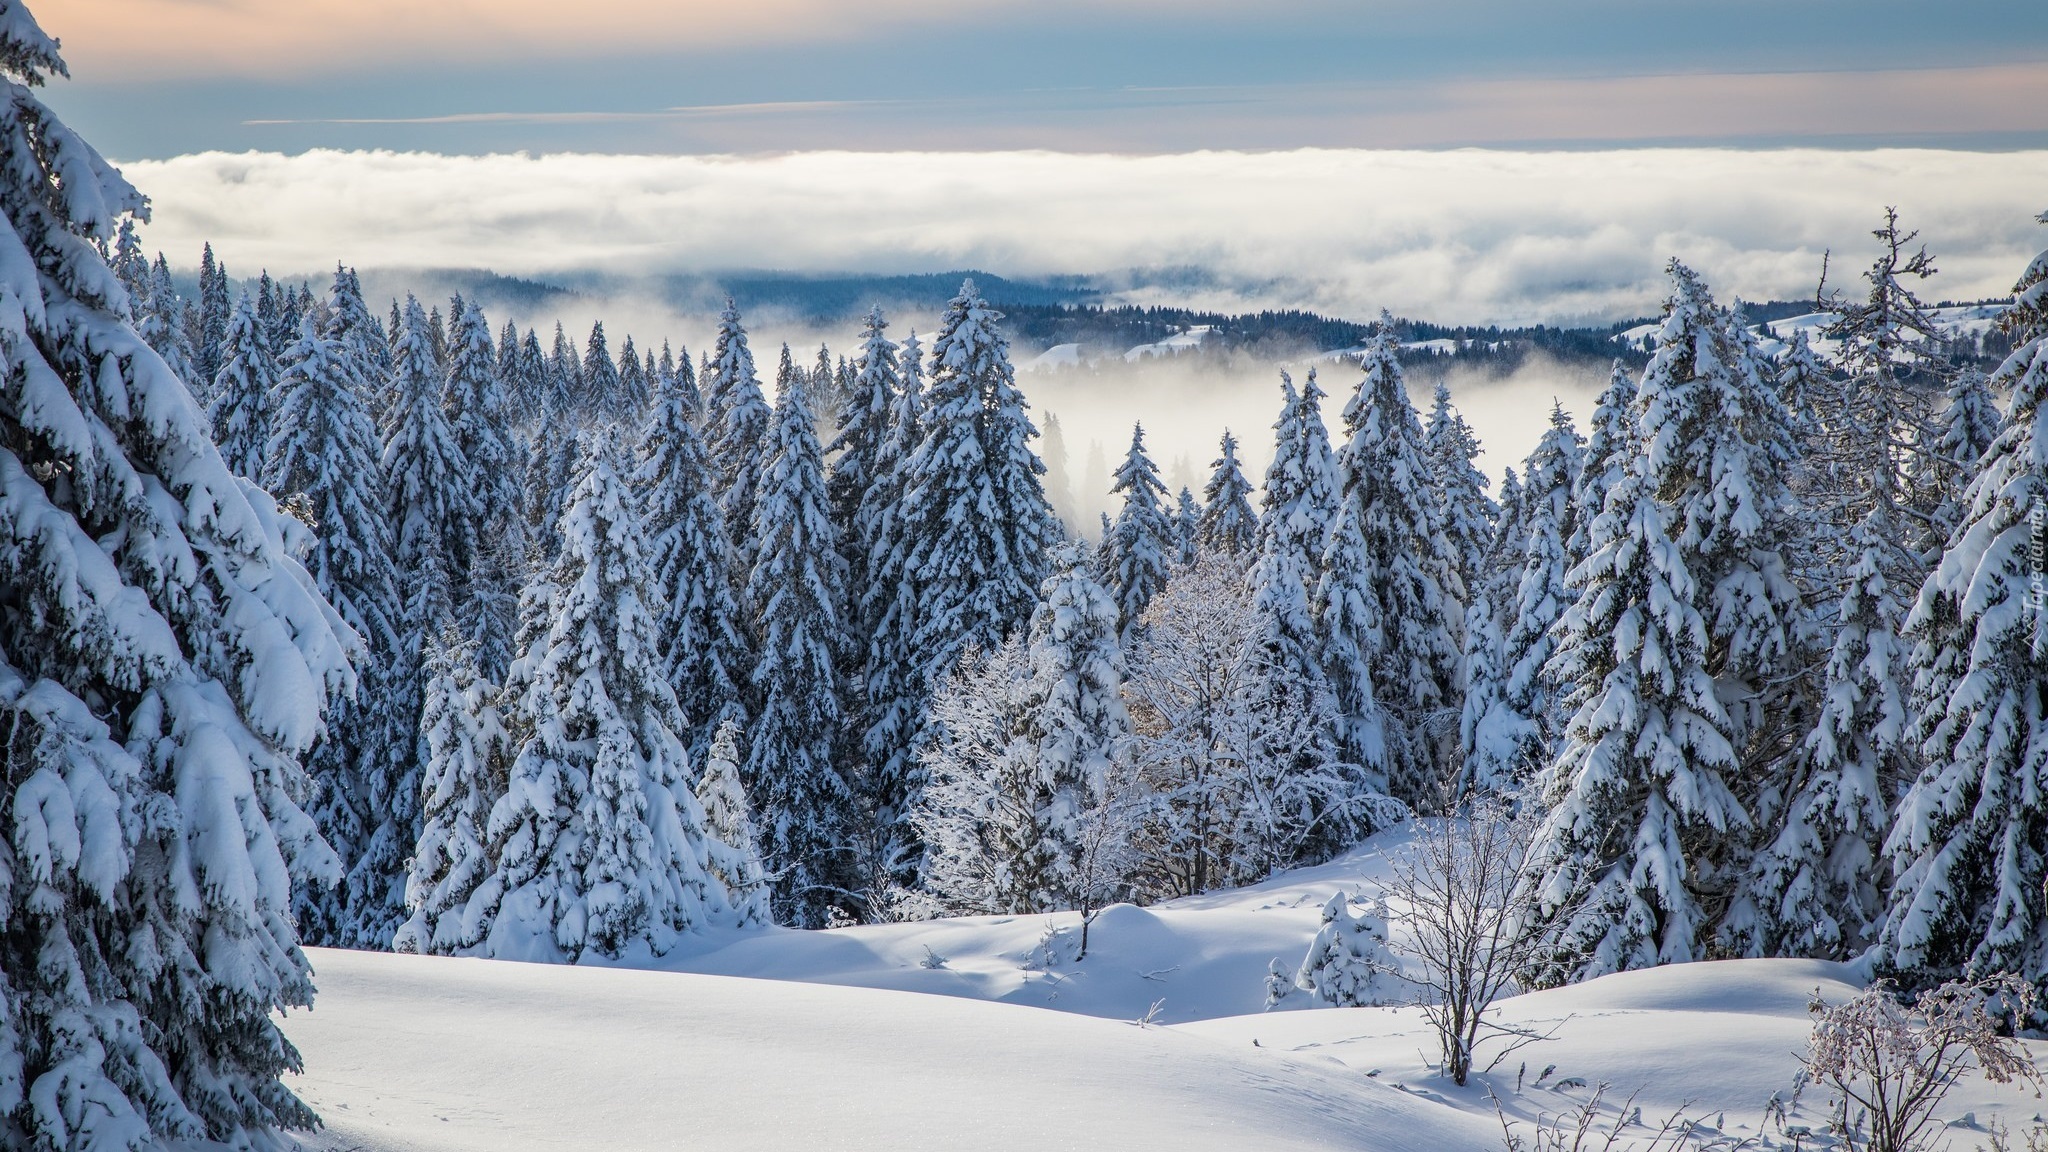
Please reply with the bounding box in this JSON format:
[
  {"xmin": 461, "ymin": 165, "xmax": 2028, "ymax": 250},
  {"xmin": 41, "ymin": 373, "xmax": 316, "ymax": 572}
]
[
  {"xmin": 284, "ymin": 827, "xmax": 2046, "ymax": 1151},
  {"xmin": 288, "ymin": 948, "xmax": 1497, "ymax": 1152}
]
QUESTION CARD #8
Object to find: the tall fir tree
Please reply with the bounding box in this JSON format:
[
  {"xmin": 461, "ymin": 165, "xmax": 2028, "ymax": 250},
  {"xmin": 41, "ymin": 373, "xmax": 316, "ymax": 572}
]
[
  {"xmin": 443, "ymin": 297, "xmax": 520, "ymax": 677},
  {"xmin": 1880, "ymin": 218, "xmax": 2048, "ymax": 994},
  {"xmin": 1106, "ymin": 423, "xmax": 1174, "ymax": 641},
  {"xmin": 1197, "ymin": 428, "xmax": 1259, "ymax": 555},
  {"xmin": 1336, "ymin": 319, "xmax": 1464, "ymax": 804},
  {"xmin": 826, "ymin": 306, "xmax": 901, "ymax": 626},
  {"xmin": 481, "ymin": 442, "xmax": 740, "ymax": 960},
  {"xmin": 882, "ymin": 283, "xmax": 1058, "ymax": 885},
  {"xmin": 194, "ymin": 239, "xmax": 230, "ymax": 384},
  {"xmin": 704, "ymin": 300, "xmax": 773, "ymax": 580},
  {"xmin": 1424, "ymin": 380, "xmax": 1499, "ymax": 597},
  {"xmin": 206, "ymin": 288, "xmax": 276, "ymax": 480},
  {"xmin": 1522, "ymin": 261, "xmax": 1805, "ymax": 984},
  {"xmin": 618, "ymin": 332, "xmax": 649, "ymax": 413},
  {"xmin": 745, "ymin": 348, "xmax": 852, "ymax": 927},
  {"xmin": 582, "ymin": 320, "xmax": 622, "ymax": 418},
  {"xmin": 265, "ymin": 312, "xmax": 409, "ymax": 949},
  {"xmin": 0, "ymin": 14, "xmax": 357, "ymax": 1141},
  {"xmin": 634, "ymin": 352, "xmax": 751, "ymax": 767},
  {"xmin": 859, "ymin": 329, "xmax": 929, "ymax": 878}
]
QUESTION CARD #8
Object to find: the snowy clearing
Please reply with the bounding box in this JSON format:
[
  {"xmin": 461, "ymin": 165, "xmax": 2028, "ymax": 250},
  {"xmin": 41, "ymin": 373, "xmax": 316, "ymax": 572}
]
[{"xmin": 285, "ymin": 830, "xmax": 2047, "ymax": 1151}]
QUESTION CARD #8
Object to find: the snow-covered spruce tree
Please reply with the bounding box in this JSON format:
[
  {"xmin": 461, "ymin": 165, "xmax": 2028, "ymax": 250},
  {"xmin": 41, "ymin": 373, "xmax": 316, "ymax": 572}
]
[
  {"xmin": 1735, "ymin": 505, "xmax": 1901, "ymax": 961},
  {"xmin": 1336, "ymin": 319, "xmax": 1464, "ymax": 804},
  {"xmin": 918, "ymin": 546, "xmax": 1131, "ymax": 915},
  {"xmin": 745, "ymin": 349, "xmax": 852, "ymax": 928},
  {"xmin": 1011, "ymin": 546, "xmax": 1138, "ymax": 925},
  {"xmin": 1914, "ymin": 368, "xmax": 2002, "ymax": 560},
  {"xmin": 634, "ymin": 352, "xmax": 751, "ymax": 768},
  {"xmin": 363, "ymin": 296, "xmax": 478, "ymax": 944},
  {"xmin": 881, "ymin": 285, "xmax": 1058, "ymax": 886},
  {"xmin": 581, "ymin": 320, "xmax": 622, "ymax": 419},
  {"xmin": 207, "ymin": 289, "xmax": 276, "ymax": 480},
  {"xmin": 1314, "ymin": 476, "xmax": 1390, "ymax": 791},
  {"xmin": 1175, "ymin": 486, "xmax": 1200, "ymax": 567},
  {"xmin": 0, "ymin": 11, "xmax": 357, "ymax": 1142},
  {"xmin": 617, "ymin": 333, "xmax": 649, "ymax": 414},
  {"xmin": 1424, "ymin": 380, "xmax": 1499, "ymax": 599},
  {"xmin": 194, "ymin": 241, "xmax": 229, "ymax": 381},
  {"xmin": 136, "ymin": 253, "xmax": 196, "ymax": 395},
  {"xmin": 322, "ymin": 264, "xmax": 389, "ymax": 407},
  {"xmin": 1295, "ymin": 893, "xmax": 1398, "ymax": 1007},
  {"xmin": 1879, "ymin": 218, "xmax": 2048, "ymax": 994},
  {"xmin": 547, "ymin": 321, "xmax": 582, "ymax": 413},
  {"xmin": 1197, "ymin": 429, "xmax": 1259, "ymax": 556},
  {"xmin": 1485, "ymin": 465, "xmax": 1527, "ymax": 615},
  {"xmin": 393, "ymin": 627, "xmax": 506, "ymax": 955},
  {"xmin": 1456, "ymin": 595, "xmax": 1528, "ymax": 801},
  {"xmin": 1564, "ymin": 362, "xmax": 1638, "ymax": 572},
  {"xmin": 480, "ymin": 441, "xmax": 738, "ymax": 961},
  {"xmin": 1106, "ymin": 423, "xmax": 1173, "ymax": 642},
  {"xmin": 704, "ymin": 301, "xmax": 772, "ymax": 579},
  {"xmin": 809, "ymin": 343, "xmax": 840, "ymax": 441},
  {"xmin": 1521, "ymin": 261, "xmax": 1805, "ymax": 984},
  {"xmin": 519, "ymin": 408, "xmax": 581, "ymax": 573},
  {"xmin": 266, "ymin": 313, "xmax": 408, "ymax": 948},
  {"xmin": 518, "ymin": 326, "xmax": 556, "ymax": 423},
  {"xmin": 857, "ymin": 329, "xmax": 929, "ymax": 893},
  {"xmin": 826, "ymin": 306, "xmax": 900, "ymax": 633},
  {"xmin": 697, "ymin": 719, "xmax": 772, "ymax": 926},
  {"xmin": 1472, "ymin": 404, "xmax": 1583, "ymax": 793},
  {"xmin": 442, "ymin": 297, "xmax": 519, "ymax": 677}
]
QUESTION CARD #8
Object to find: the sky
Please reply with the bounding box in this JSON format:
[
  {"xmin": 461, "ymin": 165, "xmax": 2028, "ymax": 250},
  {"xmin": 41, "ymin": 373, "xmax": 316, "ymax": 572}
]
[{"xmin": 35, "ymin": 0, "xmax": 2048, "ymax": 155}]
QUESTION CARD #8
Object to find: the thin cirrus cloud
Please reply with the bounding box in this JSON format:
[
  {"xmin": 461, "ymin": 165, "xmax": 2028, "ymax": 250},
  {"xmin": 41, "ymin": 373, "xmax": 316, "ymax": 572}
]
[
  {"xmin": 227, "ymin": 65, "xmax": 2048, "ymax": 153},
  {"xmin": 118, "ymin": 147, "xmax": 2048, "ymax": 326}
]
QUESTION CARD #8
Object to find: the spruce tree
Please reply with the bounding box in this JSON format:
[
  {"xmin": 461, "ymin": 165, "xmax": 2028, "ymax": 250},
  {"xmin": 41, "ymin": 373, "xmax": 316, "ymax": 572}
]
[
  {"xmin": 635, "ymin": 353, "xmax": 750, "ymax": 766},
  {"xmin": 859, "ymin": 329, "xmax": 929, "ymax": 874},
  {"xmin": 704, "ymin": 301, "xmax": 772, "ymax": 579},
  {"xmin": 443, "ymin": 297, "xmax": 520, "ymax": 676},
  {"xmin": 1482, "ymin": 405, "xmax": 1583, "ymax": 791},
  {"xmin": 0, "ymin": 16, "xmax": 356, "ymax": 1141},
  {"xmin": 1523, "ymin": 262, "xmax": 1805, "ymax": 984},
  {"xmin": 207, "ymin": 289, "xmax": 276, "ymax": 480},
  {"xmin": 618, "ymin": 332, "xmax": 649, "ymax": 413},
  {"xmin": 1197, "ymin": 428, "xmax": 1259, "ymax": 555},
  {"xmin": 195, "ymin": 239, "xmax": 230, "ymax": 384},
  {"xmin": 1424, "ymin": 380, "xmax": 1499, "ymax": 595},
  {"xmin": 138, "ymin": 253, "xmax": 197, "ymax": 393},
  {"xmin": 582, "ymin": 320, "xmax": 622, "ymax": 417},
  {"xmin": 697, "ymin": 719, "xmax": 772, "ymax": 926},
  {"xmin": 1881, "ymin": 220, "xmax": 2048, "ymax": 993},
  {"xmin": 745, "ymin": 349, "xmax": 851, "ymax": 927},
  {"xmin": 394, "ymin": 627, "xmax": 507, "ymax": 955},
  {"xmin": 266, "ymin": 313, "xmax": 408, "ymax": 948},
  {"xmin": 482, "ymin": 442, "xmax": 738, "ymax": 960},
  {"xmin": 1566, "ymin": 362, "xmax": 1638, "ymax": 571},
  {"xmin": 1106, "ymin": 423, "xmax": 1173, "ymax": 641},
  {"xmin": 882, "ymin": 284, "xmax": 1057, "ymax": 882},
  {"xmin": 1336, "ymin": 321, "xmax": 1463, "ymax": 803},
  {"xmin": 548, "ymin": 321, "xmax": 583, "ymax": 413},
  {"xmin": 826, "ymin": 306, "xmax": 901, "ymax": 622}
]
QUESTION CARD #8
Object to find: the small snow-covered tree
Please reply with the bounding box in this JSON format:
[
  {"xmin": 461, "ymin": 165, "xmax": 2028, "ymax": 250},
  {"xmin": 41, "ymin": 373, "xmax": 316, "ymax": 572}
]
[
  {"xmin": 697, "ymin": 719, "xmax": 773, "ymax": 927},
  {"xmin": 1295, "ymin": 892, "xmax": 1398, "ymax": 1007},
  {"xmin": 394, "ymin": 627, "xmax": 507, "ymax": 955},
  {"xmin": 206, "ymin": 288, "xmax": 275, "ymax": 479},
  {"xmin": 745, "ymin": 349, "xmax": 852, "ymax": 928},
  {"xmin": 480, "ymin": 442, "xmax": 739, "ymax": 961},
  {"xmin": 0, "ymin": 12, "xmax": 355, "ymax": 1143},
  {"xmin": 1106, "ymin": 423, "xmax": 1173, "ymax": 640},
  {"xmin": 1197, "ymin": 428, "xmax": 1259, "ymax": 555},
  {"xmin": 1880, "ymin": 218, "xmax": 2048, "ymax": 994}
]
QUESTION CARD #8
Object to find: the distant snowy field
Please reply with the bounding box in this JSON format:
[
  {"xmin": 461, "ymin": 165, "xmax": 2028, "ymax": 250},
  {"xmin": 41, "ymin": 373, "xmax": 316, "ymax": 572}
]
[{"xmin": 286, "ymin": 827, "xmax": 2044, "ymax": 1152}]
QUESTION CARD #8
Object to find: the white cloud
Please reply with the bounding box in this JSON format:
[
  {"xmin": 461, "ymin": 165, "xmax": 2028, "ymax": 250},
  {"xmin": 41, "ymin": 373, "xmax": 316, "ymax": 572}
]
[{"xmin": 121, "ymin": 147, "xmax": 2048, "ymax": 327}]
